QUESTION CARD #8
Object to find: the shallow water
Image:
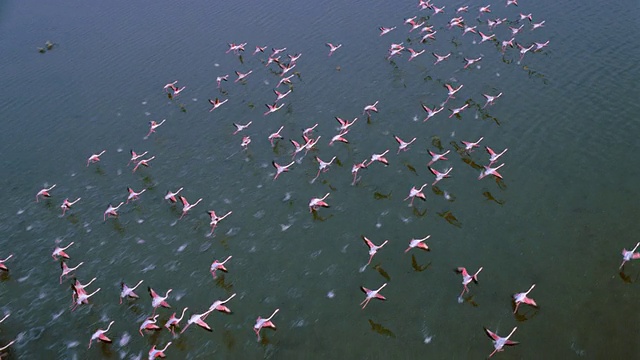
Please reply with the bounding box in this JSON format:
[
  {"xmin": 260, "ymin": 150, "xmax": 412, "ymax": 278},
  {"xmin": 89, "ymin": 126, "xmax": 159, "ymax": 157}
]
[{"xmin": 1, "ymin": 0, "xmax": 640, "ymax": 358}]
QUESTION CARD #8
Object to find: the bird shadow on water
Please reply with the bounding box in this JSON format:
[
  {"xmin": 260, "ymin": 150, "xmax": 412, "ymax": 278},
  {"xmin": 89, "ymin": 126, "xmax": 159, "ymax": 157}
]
[
  {"xmin": 215, "ymin": 274, "xmax": 234, "ymax": 292},
  {"xmin": 412, "ymin": 207, "xmax": 427, "ymax": 218},
  {"xmin": 437, "ymin": 210, "xmax": 462, "ymax": 228},
  {"xmin": 66, "ymin": 214, "xmax": 80, "ymax": 225},
  {"xmin": 373, "ymin": 191, "xmax": 392, "ymax": 200},
  {"xmin": 110, "ymin": 219, "xmax": 125, "ymax": 235},
  {"xmin": 459, "ymin": 294, "xmax": 479, "ymax": 307},
  {"xmin": 372, "ymin": 264, "xmax": 391, "ymax": 282},
  {"xmin": 513, "ymin": 307, "xmax": 540, "ymax": 323},
  {"xmin": 410, "ymin": 255, "xmax": 431, "ymax": 272},
  {"xmin": 482, "ymin": 191, "xmax": 505, "ymax": 205},
  {"xmin": 618, "ymin": 269, "xmax": 640, "ymax": 284},
  {"xmin": 368, "ymin": 319, "xmax": 396, "ymax": 338},
  {"xmin": 311, "ymin": 211, "xmax": 332, "ymax": 222},
  {"xmin": 99, "ymin": 341, "xmax": 115, "ymax": 357},
  {"xmin": 221, "ymin": 329, "xmax": 236, "ymax": 351}
]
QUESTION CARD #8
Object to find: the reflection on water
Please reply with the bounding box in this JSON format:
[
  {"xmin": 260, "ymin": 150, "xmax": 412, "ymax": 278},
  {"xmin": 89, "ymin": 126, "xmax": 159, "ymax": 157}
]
[{"xmin": 1, "ymin": 0, "xmax": 640, "ymax": 358}]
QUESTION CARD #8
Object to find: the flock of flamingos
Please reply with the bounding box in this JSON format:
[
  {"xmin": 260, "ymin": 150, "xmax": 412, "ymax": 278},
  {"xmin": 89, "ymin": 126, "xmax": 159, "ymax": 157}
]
[{"xmin": 2, "ymin": 0, "xmax": 637, "ymax": 358}]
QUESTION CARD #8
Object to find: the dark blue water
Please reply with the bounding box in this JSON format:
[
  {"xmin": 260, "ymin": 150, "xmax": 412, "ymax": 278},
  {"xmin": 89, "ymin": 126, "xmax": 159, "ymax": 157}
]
[{"xmin": 1, "ymin": 0, "xmax": 640, "ymax": 358}]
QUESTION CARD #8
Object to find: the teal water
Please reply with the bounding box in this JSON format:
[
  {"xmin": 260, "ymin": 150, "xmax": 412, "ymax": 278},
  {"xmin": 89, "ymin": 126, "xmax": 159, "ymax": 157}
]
[{"xmin": 1, "ymin": 0, "xmax": 640, "ymax": 358}]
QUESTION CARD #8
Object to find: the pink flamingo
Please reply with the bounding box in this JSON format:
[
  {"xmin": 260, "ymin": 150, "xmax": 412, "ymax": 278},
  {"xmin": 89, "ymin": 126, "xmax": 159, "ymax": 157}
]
[
  {"xmin": 513, "ymin": 284, "xmax": 537, "ymax": 313},
  {"xmin": 148, "ymin": 342, "xmax": 172, "ymax": 359},
  {"xmin": 88, "ymin": 320, "xmax": 114, "ymax": 348},
  {"xmin": 146, "ymin": 119, "xmax": 165, "ymax": 138},
  {"xmin": 60, "ymin": 261, "xmax": 83, "ymax": 284},
  {"xmin": 232, "ymin": 121, "xmax": 252, "ymax": 135},
  {"xmin": 351, "ymin": 159, "xmax": 368, "ymax": 185},
  {"xmin": 326, "ymin": 43, "xmax": 342, "ymax": 56},
  {"xmin": 367, "ymin": 150, "xmax": 390, "ymax": 167},
  {"xmin": 449, "ymin": 104, "xmax": 469, "ymax": 118},
  {"xmin": 272, "ymin": 161, "xmax": 295, "ymax": 180},
  {"xmin": 268, "ymin": 126, "xmax": 284, "ymax": 147},
  {"xmin": 428, "ymin": 166, "xmax": 452, "ymax": 186},
  {"xmin": 52, "ymin": 242, "xmax": 74, "ymax": 260},
  {"xmin": 148, "ymin": 287, "xmax": 172, "ymax": 315},
  {"xmin": 165, "ymin": 307, "xmax": 188, "ymax": 335},
  {"xmin": 394, "ymin": 135, "xmax": 416, "ymax": 154},
  {"xmin": 103, "ymin": 202, "xmax": 124, "ymax": 222},
  {"xmin": 478, "ymin": 163, "xmax": 505, "ymax": 180},
  {"xmin": 128, "ymin": 149, "xmax": 148, "ymax": 166},
  {"xmin": 209, "ymin": 293, "xmax": 237, "ymax": 313},
  {"xmin": 178, "ymin": 196, "xmax": 202, "ymax": 219},
  {"xmin": 87, "ymin": 150, "xmax": 106, "ymax": 167},
  {"xmin": 360, "ymin": 283, "xmax": 387, "ymax": 309},
  {"xmin": 309, "ymin": 193, "xmax": 330, "ymax": 212},
  {"xmin": 484, "ymin": 327, "xmax": 519, "ymax": 358},
  {"xmin": 427, "ymin": 149, "xmax": 450, "ymax": 166},
  {"xmin": 210, "ymin": 255, "xmax": 232, "ymax": 279},
  {"xmin": 234, "ymin": 70, "xmax": 253, "ymax": 82},
  {"xmin": 264, "ymin": 103, "xmax": 284, "ymax": 116},
  {"xmin": 313, "ymin": 156, "xmax": 337, "ymax": 181},
  {"xmin": 432, "ymin": 52, "xmax": 450, "ymax": 65},
  {"xmin": 132, "ymin": 156, "xmax": 155, "ymax": 172},
  {"xmin": 405, "ymin": 235, "xmax": 431, "ymax": 253},
  {"xmin": 120, "ymin": 280, "xmax": 144, "ymax": 304},
  {"xmin": 363, "ymin": 101, "xmax": 379, "ymax": 115},
  {"xmin": 207, "ymin": 210, "xmax": 232, "ymax": 236},
  {"xmin": 254, "ymin": 309, "xmax": 279, "ymax": 341},
  {"xmin": 486, "ymin": 147, "xmax": 508, "ymax": 164},
  {"xmin": 461, "ymin": 137, "xmax": 484, "ymax": 152},
  {"xmin": 620, "ymin": 242, "xmax": 640, "ymax": 269},
  {"xmin": 71, "ymin": 287, "xmax": 100, "ymax": 311},
  {"xmin": 422, "ymin": 104, "xmax": 444, "ymax": 121},
  {"xmin": 455, "ymin": 267, "xmax": 483, "ymax": 298},
  {"xmin": 0, "ymin": 254, "xmax": 13, "ymax": 272},
  {"xmin": 180, "ymin": 308, "xmax": 215, "ymax": 333},
  {"xmin": 208, "ymin": 98, "xmax": 228, "ymax": 112},
  {"xmin": 60, "ymin": 197, "xmax": 81, "ymax": 216},
  {"xmin": 36, "ymin": 184, "xmax": 56, "ymax": 202},
  {"xmin": 164, "ymin": 187, "xmax": 183, "ymax": 203},
  {"xmin": 126, "ymin": 187, "xmax": 146, "ymax": 204},
  {"xmin": 362, "ymin": 236, "xmax": 388, "ymax": 265},
  {"xmin": 404, "ymin": 184, "xmax": 427, "ymax": 206},
  {"xmin": 139, "ymin": 315, "xmax": 161, "ymax": 336},
  {"xmin": 216, "ymin": 75, "xmax": 229, "ymax": 88},
  {"xmin": 482, "ymin": 93, "xmax": 503, "ymax": 108}
]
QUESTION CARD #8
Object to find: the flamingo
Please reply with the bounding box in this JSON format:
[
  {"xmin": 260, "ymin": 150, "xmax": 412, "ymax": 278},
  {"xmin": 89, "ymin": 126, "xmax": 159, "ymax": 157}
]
[
  {"xmin": 52, "ymin": 242, "xmax": 74, "ymax": 260},
  {"xmin": 36, "ymin": 184, "xmax": 56, "ymax": 202},
  {"xmin": 165, "ymin": 307, "xmax": 188, "ymax": 336},
  {"xmin": 180, "ymin": 308, "xmax": 215, "ymax": 334},
  {"xmin": 309, "ymin": 193, "xmax": 330, "ymax": 212},
  {"xmin": 405, "ymin": 235, "xmax": 431, "ymax": 253},
  {"xmin": 362, "ymin": 236, "xmax": 389, "ymax": 265},
  {"xmin": 148, "ymin": 342, "xmax": 172, "ymax": 359},
  {"xmin": 404, "ymin": 184, "xmax": 427, "ymax": 206},
  {"xmin": 210, "ymin": 256, "xmax": 232, "ymax": 279},
  {"xmin": 254, "ymin": 309, "xmax": 279, "ymax": 341},
  {"xmin": 513, "ymin": 284, "xmax": 538, "ymax": 313},
  {"xmin": 120, "ymin": 280, "xmax": 144, "ymax": 304},
  {"xmin": 178, "ymin": 196, "xmax": 202, "ymax": 219},
  {"xmin": 148, "ymin": 287, "xmax": 172, "ymax": 315},
  {"xmin": 60, "ymin": 261, "xmax": 83, "ymax": 284},
  {"xmin": 209, "ymin": 293, "xmax": 237, "ymax": 313},
  {"xmin": 87, "ymin": 150, "xmax": 106, "ymax": 167},
  {"xmin": 360, "ymin": 283, "xmax": 387, "ymax": 309},
  {"xmin": 484, "ymin": 327, "xmax": 519, "ymax": 358},
  {"xmin": 88, "ymin": 321, "xmax": 114, "ymax": 348}
]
